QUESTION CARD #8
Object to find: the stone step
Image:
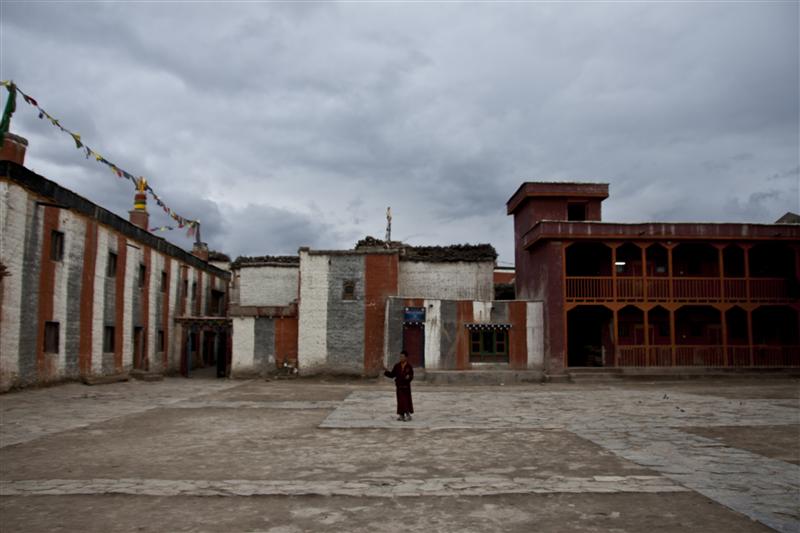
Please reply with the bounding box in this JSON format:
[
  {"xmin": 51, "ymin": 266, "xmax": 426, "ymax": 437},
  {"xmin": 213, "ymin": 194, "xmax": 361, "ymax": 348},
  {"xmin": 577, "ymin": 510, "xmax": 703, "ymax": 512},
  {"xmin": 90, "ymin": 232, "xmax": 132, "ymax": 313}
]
[
  {"xmin": 422, "ymin": 370, "xmax": 543, "ymax": 385},
  {"xmin": 81, "ymin": 373, "xmax": 129, "ymax": 386},
  {"xmin": 129, "ymin": 370, "xmax": 164, "ymax": 382}
]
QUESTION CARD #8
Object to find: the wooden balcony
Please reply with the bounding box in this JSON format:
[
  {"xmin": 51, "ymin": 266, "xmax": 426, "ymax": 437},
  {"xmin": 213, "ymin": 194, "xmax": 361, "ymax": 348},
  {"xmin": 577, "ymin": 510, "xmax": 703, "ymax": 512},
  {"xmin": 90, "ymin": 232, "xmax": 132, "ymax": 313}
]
[
  {"xmin": 615, "ymin": 345, "xmax": 800, "ymax": 367},
  {"xmin": 566, "ymin": 276, "xmax": 792, "ymax": 303}
]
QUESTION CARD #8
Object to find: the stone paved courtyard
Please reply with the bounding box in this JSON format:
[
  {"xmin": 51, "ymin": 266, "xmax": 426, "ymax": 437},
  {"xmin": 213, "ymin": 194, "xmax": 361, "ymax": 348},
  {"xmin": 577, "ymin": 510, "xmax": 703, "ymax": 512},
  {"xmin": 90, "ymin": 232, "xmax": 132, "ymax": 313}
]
[{"xmin": 0, "ymin": 376, "xmax": 798, "ymax": 532}]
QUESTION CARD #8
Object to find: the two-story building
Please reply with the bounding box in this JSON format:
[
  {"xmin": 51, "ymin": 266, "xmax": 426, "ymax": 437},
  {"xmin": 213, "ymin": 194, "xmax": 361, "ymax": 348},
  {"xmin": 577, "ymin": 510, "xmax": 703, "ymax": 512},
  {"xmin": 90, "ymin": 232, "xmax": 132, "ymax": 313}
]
[{"xmin": 508, "ymin": 182, "xmax": 800, "ymax": 375}]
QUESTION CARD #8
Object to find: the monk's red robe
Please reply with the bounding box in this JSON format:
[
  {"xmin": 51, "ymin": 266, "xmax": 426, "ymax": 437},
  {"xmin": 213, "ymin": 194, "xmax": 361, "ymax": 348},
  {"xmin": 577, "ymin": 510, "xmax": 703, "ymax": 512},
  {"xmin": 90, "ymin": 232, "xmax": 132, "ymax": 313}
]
[{"xmin": 384, "ymin": 362, "xmax": 414, "ymax": 415}]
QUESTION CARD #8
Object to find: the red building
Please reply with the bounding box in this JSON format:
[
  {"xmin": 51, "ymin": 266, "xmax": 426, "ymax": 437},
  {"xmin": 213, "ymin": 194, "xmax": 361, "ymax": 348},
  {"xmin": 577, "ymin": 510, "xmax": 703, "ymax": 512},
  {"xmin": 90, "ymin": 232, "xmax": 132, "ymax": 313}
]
[{"xmin": 508, "ymin": 182, "xmax": 800, "ymax": 375}]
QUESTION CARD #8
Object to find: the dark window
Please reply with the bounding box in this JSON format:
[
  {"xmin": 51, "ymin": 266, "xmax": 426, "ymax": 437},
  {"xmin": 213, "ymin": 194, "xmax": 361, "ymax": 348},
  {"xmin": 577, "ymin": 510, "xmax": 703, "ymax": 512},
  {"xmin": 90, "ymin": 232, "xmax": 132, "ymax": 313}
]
[
  {"xmin": 103, "ymin": 326, "xmax": 115, "ymax": 352},
  {"xmin": 469, "ymin": 328, "xmax": 509, "ymax": 363},
  {"xmin": 157, "ymin": 329, "xmax": 165, "ymax": 352},
  {"xmin": 183, "ymin": 279, "xmax": 189, "ymax": 298},
  {"xmin": 107, "ymin": 252, "xmax": 118, "ymax": 278},
  {"xmin": 138, "ymin": 264, "xmax": 147, "ymax": 289},
  {"xmin": 50, "ymin": 230, "xmax": 64, "ymax": 261},
  {"xmin": 161, "ymin": 271, "xmax": 168, "ymax": 293},
  {"xmin": 192, "ymin": 281, "xmax": 197, "ymax": 301},
  {"xmin": 211, "ymin": 290, "xmax": 225, "ymax": 316},
  {"xmin": 342, "ymin": 280, "xmax": 356, "ymax": 300},
  {"xmin": 567, "ymin": 203, "xmax": 587, "ymax": 221},
  {"xmin": 44, "ymin": 321, "xmax": 59, "ymax": 353}
]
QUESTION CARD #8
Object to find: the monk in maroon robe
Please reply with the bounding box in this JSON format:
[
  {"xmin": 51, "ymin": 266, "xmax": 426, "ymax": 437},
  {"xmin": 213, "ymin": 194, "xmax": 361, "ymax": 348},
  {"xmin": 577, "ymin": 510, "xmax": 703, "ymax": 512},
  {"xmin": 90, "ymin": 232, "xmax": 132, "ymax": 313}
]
[{"xmin": 383, "ymin": 350, "xmax": 414, "ymax": 421}]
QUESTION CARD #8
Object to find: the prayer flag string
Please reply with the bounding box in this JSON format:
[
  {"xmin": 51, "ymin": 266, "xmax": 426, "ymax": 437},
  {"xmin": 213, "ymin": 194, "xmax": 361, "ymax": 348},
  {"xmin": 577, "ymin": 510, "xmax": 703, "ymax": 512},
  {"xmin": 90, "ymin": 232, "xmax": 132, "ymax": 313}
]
[{"xmin": 0, "ymin": 80, "xmax": 200, "ymax": 232}]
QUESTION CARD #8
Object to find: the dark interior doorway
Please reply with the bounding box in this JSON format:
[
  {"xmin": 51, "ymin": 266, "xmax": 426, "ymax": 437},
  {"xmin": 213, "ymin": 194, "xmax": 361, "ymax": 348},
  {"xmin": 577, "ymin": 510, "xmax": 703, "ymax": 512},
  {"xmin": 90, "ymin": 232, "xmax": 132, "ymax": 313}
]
[
  {"xmin": 402, "ymin": 324, "xmax": 425, "ymax": 368},
  {"xmin": 133, "ymin": 326, "xmax": 145, "ymax": 370},
  {"xmin": 567, "ymin": 306, "xmax": 614, "ymax": 367}
]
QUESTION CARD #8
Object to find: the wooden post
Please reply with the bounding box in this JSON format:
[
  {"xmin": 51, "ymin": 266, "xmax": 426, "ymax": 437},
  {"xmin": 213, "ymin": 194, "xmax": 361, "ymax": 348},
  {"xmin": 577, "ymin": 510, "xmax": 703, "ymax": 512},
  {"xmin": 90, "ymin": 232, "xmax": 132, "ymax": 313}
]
[
  {"xmin": 641, "ymin": 244, "xmax": 648, "ymax": 302},
  {"xmin": 643, "ymin": 305, "xmax": 650, "ymax": 366},
  {"xmin": 743, "ymin": 245, "xmax": 751, "ymax": 303},
  {"xmin": 721, "ymin": 305, "xmax": 729, "ymax": 367},
  {"xmin": 667, "ymin": 244, "xmax": 675, "ymax": 301},
  {"xmin": 669, "ymin": 307, "xmax": 677, "ymax": 367},
  {"xmin": 611, "ymin": 244, "xmax": 618, "ymax": 301},
  {"xmin": 746, "ymin": 307, "xmax": 754, "ymax": 367},
  {"xmin": 717, "ymin": 245, "xmax": 725, "ymax": 301},
  {"xmin": 613, "ymin": 307, "xmax": 619, "ymax": 367}
]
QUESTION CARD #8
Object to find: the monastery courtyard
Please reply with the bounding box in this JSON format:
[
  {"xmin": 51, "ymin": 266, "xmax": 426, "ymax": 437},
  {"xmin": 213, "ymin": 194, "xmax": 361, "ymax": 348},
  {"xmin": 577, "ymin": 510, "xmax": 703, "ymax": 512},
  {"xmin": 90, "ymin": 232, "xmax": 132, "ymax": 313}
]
[{"xmin": 1, "ymin": 376, "xmax": 798, "ymax": 533}]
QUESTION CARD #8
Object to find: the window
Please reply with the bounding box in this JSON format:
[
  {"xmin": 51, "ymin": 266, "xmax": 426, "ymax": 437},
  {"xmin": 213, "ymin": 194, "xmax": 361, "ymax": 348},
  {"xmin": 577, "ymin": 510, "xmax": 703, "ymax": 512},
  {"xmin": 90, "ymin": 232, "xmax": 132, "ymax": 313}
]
[
  {"xmin": 183, "ymin": 279, "xmax": 189, "ymax": 298},
  {"xmin": 107, "ymin": 252, "xmax": 118, "ymax": 278},
  {"xmin": 567, "ymin": 203, "xmax": 587, "ymax": 221},
  {"xmin": 103, "ymin": 326, "xmax": 115, "ymax": 352},
  {"xmin": 161, "ymin": 271, "xmax": 168, "ymax": 293},
  {"xmin": 192, "ymin": 281, "xmax": 197, "ymax": 301},
  {"xmin": 211, "ymin": 290, "xmax": 225, "ymax": 316},
  {"xmin": 50, "ymin": 230, "xmax": 64, "ymax": 261},
  {"xmin": 138, "ymin": 264, "xmax": 147, "ymax": 289},
  {"xmin": 44, "ymin": 321, "xmax": 60, "ymax": 353},
  {"xmin": 342, "ymin": 280, "xmax": 356, "ymax": 300},
  {"xmin": 157, "ymin": 329, "xmax": 165, "ymax": 352},
  {"xmin": 468, "ymin": 327, "xmax": 509, "ymax": 363}
]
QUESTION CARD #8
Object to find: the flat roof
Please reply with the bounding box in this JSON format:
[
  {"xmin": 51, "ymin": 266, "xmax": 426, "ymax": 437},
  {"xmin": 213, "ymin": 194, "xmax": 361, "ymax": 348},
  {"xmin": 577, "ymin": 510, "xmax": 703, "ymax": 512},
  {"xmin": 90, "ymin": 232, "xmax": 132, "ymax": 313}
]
[
  {"xmin": 507, "ymin": 182, "xmax": 609, "ymax": 215},
  {"xmin": 0, "ymin": 161, "xmax": 229, "ymax": 279}
]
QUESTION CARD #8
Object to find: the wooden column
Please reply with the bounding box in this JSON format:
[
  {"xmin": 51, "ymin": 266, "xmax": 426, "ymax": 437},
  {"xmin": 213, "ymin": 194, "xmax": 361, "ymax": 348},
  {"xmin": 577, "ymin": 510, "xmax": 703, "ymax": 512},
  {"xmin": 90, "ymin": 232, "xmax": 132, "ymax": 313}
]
[
  {"xmin": 669, "ymin": 307, "xmax": 677, "ymax": 367},
  {"xmin": 721, "ymin": 305, "xmax": 729, "ymax": 367},
  {"xmin": 667, "ymin": 244, "xmax": 675, "ymax": 301},
  {"xmin": 717, "ymin": 245, "xmax": 725, "ymax": 301},
  {"xmin": 746, "ymin": 307, "xmax": 754, "ymax": 367},
  {"xmin": 611, "ymin": 244, "xmax": 618, "ymax": 301},
  {"xmin": 641, "ymin": 244, "xmax": 648, "ymax": 302},
  {"xmin": 613, "ymin": 307, "xmax": 619, "ymax": 367},
  {"xmin": 643, "ymin": 305, "xmax": 650, "ymax": 366},
  {"xmin": 743, "ymin": 245, "xmax": 751, "ymax": 303}
]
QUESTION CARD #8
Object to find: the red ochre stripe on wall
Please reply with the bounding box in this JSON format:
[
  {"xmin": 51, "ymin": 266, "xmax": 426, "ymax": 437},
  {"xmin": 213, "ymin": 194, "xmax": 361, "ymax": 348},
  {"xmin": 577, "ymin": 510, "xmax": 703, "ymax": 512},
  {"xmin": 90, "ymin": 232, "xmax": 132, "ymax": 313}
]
[
  {"xmin": 162, "ymin": 257, "xmax": 171, "ymax": 369},
  {"xmin": 79, "ymin": 221, "xmax": 98, "ymax": 375},
  {"xmin": 142, "ymin": 247, "xmax": 151, "ymax": 370},
  {"xmin": 508, "ymin": 301, "xmax": 528, "ymax": 370},
  {"xmin": 455, "ymin": 301, "xmax": 474, "ymax": 370},
  {"xmin": 114, "ymin": 235, "xmax": 127, "ymax": 372},
  {"xmin": 363, "ymin": 254, "xmax": 399, "ymax": 374},
  {"xmin": 195, "ymin": 270, "xmax": 203, "ymax": 315},
  {"xmin": 275, "ymin": 317, "xmax": 299, "ymax": 367},
  {"xmin": 36, "ymin": 206, "xmax": 59, "ymax": 381}
]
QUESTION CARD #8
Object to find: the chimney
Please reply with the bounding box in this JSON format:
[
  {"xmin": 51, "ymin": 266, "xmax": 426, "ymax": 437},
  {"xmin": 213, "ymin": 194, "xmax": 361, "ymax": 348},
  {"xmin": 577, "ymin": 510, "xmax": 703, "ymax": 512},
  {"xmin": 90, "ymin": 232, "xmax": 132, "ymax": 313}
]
[
  {"xmin": 192, "ymin": 241, "xmax": 209, "ymax": 262},
  {"xmin": 1, "ymin": 133, "xmax": 28, "ymax": 165},
  {"xmin": 129, "ymin": 178, "xmax": 149, "ymax": 231}
]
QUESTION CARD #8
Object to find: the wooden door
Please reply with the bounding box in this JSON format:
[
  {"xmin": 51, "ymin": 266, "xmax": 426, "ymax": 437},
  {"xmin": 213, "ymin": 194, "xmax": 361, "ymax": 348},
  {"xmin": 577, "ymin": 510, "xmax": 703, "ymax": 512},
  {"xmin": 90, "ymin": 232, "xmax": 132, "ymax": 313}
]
[{"xmin": 402, "ymin": 324, "xmax": 425, "ymax": 368}]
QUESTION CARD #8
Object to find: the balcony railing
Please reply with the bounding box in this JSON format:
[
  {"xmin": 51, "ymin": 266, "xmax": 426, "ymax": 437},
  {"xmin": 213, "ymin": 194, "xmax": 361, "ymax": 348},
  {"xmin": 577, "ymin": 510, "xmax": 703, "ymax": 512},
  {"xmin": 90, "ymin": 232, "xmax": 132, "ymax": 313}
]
[
  {"xmin": 615, "ymin": 345, "xmax": 800, "ymax": 367},
  {"xmin": 566, "ymin": 276, "xmax": 792, "ymax": 303}
]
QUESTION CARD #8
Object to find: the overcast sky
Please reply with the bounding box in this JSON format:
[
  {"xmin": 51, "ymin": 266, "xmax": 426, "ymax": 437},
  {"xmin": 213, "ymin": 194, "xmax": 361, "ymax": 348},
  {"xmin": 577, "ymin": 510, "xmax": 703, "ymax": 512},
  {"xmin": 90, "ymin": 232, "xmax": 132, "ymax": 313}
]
[{"xmin": 1, "ymin": 2, "xmax": 798, "ymax": 264}]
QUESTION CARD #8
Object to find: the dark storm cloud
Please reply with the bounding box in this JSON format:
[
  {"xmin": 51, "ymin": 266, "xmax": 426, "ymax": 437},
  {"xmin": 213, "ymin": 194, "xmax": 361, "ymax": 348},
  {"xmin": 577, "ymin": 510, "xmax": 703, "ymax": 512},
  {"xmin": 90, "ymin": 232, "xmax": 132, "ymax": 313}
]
[{"xmin": 1, "ymin": 2, "xmax": 797, "ymax": 264}]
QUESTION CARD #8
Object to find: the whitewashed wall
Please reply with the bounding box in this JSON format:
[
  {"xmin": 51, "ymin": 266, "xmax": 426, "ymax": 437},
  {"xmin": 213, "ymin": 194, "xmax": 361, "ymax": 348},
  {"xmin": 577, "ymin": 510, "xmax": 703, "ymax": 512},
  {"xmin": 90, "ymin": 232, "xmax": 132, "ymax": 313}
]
[
  {"xmin": 398, "ymin": 261, "xmax": 494, "ymax": 301},
  {"xmin": 297, "ymin": 252, "xmax": 329, "ymax": 370},
  {"xmin": 237, "ymin": 266, "xmax": 299, "ymax": 307},
  {"xmin": 0, "ymin": 181, "xmax": 27, "ymax": 390},
  {"xmin": 231, "ymin": 316, "xmax": 255, "ymax": 376}
]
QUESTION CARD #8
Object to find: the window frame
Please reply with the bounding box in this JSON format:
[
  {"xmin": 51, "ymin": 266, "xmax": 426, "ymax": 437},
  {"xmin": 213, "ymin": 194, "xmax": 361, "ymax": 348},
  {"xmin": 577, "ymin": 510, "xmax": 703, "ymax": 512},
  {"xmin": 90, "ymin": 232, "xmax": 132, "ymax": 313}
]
[
  {"xmin": 107, "ymin": 252, "xmax": 118, "ymax": 278},
  {"xmin": 50, "ymin": 230, "xmax": 64, "ymax": 262},
  {"xmin": 44, "ymin": 321, "xmax": 60, "ymax": 353},
  {"xmin": 103, "ymin": 325, "xmax": 115, "ymax": 353},
  {"xmin": 468, "ymin": 328, "xmax": 509, "ymax": 363}
]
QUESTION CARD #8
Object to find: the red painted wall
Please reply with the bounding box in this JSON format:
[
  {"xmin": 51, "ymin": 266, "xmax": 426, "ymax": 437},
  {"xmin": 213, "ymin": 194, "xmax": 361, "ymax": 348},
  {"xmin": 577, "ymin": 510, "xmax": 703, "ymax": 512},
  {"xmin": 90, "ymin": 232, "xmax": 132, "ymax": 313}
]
[
  {"xmin": 364, "ymin": 254, "xmax": 399, "ymax": 374},
  {"xmin": 275, "ymin": 316, "xmax": 298, "ymax": 367}
]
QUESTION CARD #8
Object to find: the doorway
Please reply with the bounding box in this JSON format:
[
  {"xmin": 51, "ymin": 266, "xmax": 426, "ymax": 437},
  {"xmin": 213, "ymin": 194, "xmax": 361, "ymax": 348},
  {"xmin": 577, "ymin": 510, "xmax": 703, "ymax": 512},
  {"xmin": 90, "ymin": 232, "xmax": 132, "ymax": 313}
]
[
  {"xmin": 402, "ymin": 323, "xmax": 425, "ymax": 368},
  {"xmin": 133, "ymin": 326, "xmax": 145, "ymax": 370}
]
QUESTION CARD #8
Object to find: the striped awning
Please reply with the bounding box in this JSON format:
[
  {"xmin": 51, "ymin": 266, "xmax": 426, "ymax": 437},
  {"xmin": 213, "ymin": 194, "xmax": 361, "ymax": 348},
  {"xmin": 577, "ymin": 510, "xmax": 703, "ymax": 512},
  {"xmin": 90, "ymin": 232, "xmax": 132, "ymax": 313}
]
[{"xmin": 465, "ymin": 323, "xmax": 512, "ymax": 331}]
